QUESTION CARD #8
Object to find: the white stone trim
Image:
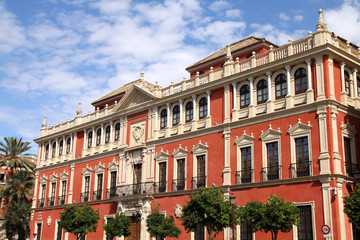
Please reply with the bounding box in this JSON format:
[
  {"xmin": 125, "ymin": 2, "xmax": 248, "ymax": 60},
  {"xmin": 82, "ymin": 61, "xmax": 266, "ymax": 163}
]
[
  {"xmin": 292, "ymin": 201, "xmax": 316, "ymax": 240},
  {"xmin": 173, "ymin": 145, "xmax": 188, "ymax": 190},
  {"xmin": 234, "ymin": 132, "xmax": 255, "ymax": 183}
]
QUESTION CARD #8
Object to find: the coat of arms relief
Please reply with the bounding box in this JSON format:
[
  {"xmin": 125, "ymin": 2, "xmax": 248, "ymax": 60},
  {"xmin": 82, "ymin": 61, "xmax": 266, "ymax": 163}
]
[{"xmin": 130, "ymin": 120, "xmax": 146, "ymax": 146}]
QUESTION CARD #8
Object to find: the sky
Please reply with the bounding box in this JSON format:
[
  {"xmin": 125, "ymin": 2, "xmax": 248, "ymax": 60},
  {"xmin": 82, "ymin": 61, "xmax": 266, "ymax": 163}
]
[{"xmin": 1, "ymin": 0, "xmax": 360, "ymax": 153}]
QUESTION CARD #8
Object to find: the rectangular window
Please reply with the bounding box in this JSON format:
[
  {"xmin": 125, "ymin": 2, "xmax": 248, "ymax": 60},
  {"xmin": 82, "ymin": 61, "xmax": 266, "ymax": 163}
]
[
  {"xmin": 240, "ymin": 219, "xmax": 252, "ymax": 240},
  {"xmin": 109, "ymin": 171, "xmax": 117, "ymax": 198},
  {"xmin": 295, "ymin": 137, "xmax": 310, "ymax": 177},
  {"xmin": 60, "ymin": 181, "xmax": 66, "ymax": 204},
  {"xmin": 83, "ymin": 176, "xmax": 90, "ymax": 201},
  {"xmin": 241, "ymin": 147, "xmax": 252, "ymax": 183},
  {"xmin": 177, "ymin": 159, "xmax": 185, "ymax": 190},
  {"xmin": 196, "ymin": 155, "xmax": 206, "ymax": 188},
  {"xmin": 158, "ymin": 162, "xmax": 167, "ymax": 192},
  {"xmin": 266, "ymin": 142, "xmax": 279, "ymax": 180},
  {"xmin": 41, "ymin": 184, "xmax": 46, "ymax": 199},
  {"xmin": 298, "ymin": 205, "xmax": 313, "ymax": 240},
  {"xmin": 50, "ymin": 182, "xmax": 56, "ymax": 206},
  {"xmin": 0, "ymin": 173, "xmax": 5, "ymax": 184},
  {"xmin": 37, "ymin": 223, "xmax": 42, "ymax": 240},
  {"xmin": 56, "ymin": 221, "xmax": 62, "ymax": 240},
  {"xmin": 194, "ymin": 223, "xmax": 205, "ymax": 240},
  {"xmin": 96, "ymin": 173, "xmax": 103, "ymax": 200},
  {"xmin": 133, "ymin": 164, "xmax": 142, "ymax": 194},
  {"xmin": 344, "ymin": 137, "xmax": 356, "ymax": 177}
]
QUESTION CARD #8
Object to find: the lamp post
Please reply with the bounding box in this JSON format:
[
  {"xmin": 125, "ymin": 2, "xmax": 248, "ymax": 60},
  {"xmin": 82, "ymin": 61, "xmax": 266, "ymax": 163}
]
[{"xmin": 229, "ymin": 193, "xmax": 236, "ymax": 240}]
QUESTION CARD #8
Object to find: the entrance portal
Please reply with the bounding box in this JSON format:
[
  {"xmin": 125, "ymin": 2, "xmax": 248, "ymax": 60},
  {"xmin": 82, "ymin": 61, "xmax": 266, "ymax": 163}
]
[{"xmin": 125, "ymin": 217, "xmax": 141, "ymax": 240}]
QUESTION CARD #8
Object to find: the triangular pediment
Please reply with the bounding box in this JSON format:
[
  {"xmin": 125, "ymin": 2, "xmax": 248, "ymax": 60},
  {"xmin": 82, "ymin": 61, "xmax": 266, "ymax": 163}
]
[
  {"xmin": 59, "ymin": 171, "xmax": 69, "ymax": 180},
  {"xmin": 49, "ymin": 174, "xmax": 58, "ymax": 182},
  {"xmin": 94, "ymin": 163, "xmax": 105, "ymax": 173},
  {"xmin": 155, "ymin": 150, "xmax": 169, "ymax": 162},
  {"xmin": 82, "ymin": 165, "xmax": 92, "ymax": 176},
  {"xmin": 341, "ymin": 121, "xmax": 357, "ymax": 137},
  {"xmin": 108, "ymin": 159, "xmax": 118, "ymax": 171},
  {"xmin": 234, "ymin": 133, "xmax": 255, "ymax": 146},
  {"xmin": 192, "ymin": 141, "xmax": 208, "ymax": 154},
  {"xmin": 173, "ymin": 146, "xmax": 188, "ymax": 158},
  {"xmin": 287, "ymin": 121, "xmax": 312, "ymax": 135},
  {"xmin": 259, "ymin": 127, "xmax": 282, "ymax": 141},
  {"xmin": 113, "ymin": 85, "xmax": 155, "ymax": 111}
]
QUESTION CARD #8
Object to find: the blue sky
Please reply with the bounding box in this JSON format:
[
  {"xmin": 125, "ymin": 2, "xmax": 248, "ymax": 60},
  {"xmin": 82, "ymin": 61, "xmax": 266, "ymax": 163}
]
[{"xmin": 1, "ymin": 0, "xmax": 360, "ymax": 153}]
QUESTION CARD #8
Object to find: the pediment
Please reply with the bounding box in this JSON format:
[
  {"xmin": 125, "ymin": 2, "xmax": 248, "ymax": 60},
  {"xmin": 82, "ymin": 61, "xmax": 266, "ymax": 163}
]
[
  {"xmin": 341, "ymin": 122, "xmax": 357, "ymax": 137},
  {"xmin": 234, "ymin": 133, "xmax": 254, "ymax": 147},
  {"xmin": 108, "ymin": 159, "xmax": 119, "ymax": 171},
  {"xmin": 82, "ymin": 165, "xmax": 92, "ymax": 176},
  {"xmin": 94, "ymin": 163, "xmax": 105, "ymax": 173},
  {"xmin": 173, "ymin": 146, "xmax": 188, "ymax": 158},
  {"xmin": 59, "ymin": 171, "xmax": 69, "ymax": 180},
  {"xmin": 287, "ymin": 121, "xmax": 312, "ymax": 135},
  {"xmin": 113, "ymin": 85, "xmax": 155, "ymax": 111},
  {"xmin": 192, "ymin": 141, "xmax": 208, "ymax": 154},
  {"xmin": 155, "ymin": 150, "xmax": 169, "ymax": 162},
  {"xmin": 49, "ymin": 174, "xmax": 58, "ymax": 182},
  {"xmin": 40, "ymin": 176, "xmax": 48, "ymax": 184},
  {"xmin": 259, "ymin": 128, "xmax": 282, "ymax": 141}
]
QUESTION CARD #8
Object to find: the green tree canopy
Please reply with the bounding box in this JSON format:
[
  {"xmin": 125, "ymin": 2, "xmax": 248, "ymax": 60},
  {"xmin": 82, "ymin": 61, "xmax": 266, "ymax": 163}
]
[
  {"xmin": 0, "ymin": 137, "xmax": 36, "ymax": 175},
  {"xmin": 60, "ymin": 205, "xmax": 100, "ymax": 240},
  {"xmin": 146, "ymin": 204, "xmax": 180, "ymax": 240},
  {"xmin": 0, "ymin": 170, "xmax": 34, "ymax": 204},
  {"xmin": 240, "ymin": 194, "xmax": 300, "ymax": 240},
  {"xmin": 344, "ymin": 183, "xmax": 360, "ymax": 230},
  {"xmin": 103, "ymin": 213, "xmax": 131, "ymax": 240},
  {"xmin": 181, "ymin": 187, "xmax": 235, "ymax": 240},
  {"xmin": 4, "ymin": 199, "xmax": 31, "ymax": 240}
]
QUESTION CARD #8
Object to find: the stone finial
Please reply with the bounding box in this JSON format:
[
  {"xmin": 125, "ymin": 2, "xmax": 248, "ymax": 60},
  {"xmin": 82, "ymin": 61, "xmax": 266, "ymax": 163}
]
[
  {"xmin": 225, "ymin": 43, "xmax": 232, "ymax": 62},
  {"xmin": 316, "ymin": 9, "xmax": 328, "ymax": 32},
  {"xmin": 76, "ymin": 102, "xmax": 82, "ymax": 117},
  {"xmin": 140, "ymin": 71, "xmax": 144, "ymax": 80},
  {"xmin": 41, "ymin": 115, "xmax": 47, "ymax": 128}
]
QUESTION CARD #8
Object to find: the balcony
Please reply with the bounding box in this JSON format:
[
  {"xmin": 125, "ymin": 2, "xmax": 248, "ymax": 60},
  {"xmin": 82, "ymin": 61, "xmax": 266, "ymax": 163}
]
[
  {"xmin": 93, "ymin": 189, "xmax": 102, "ymax": 200},
  {"xmin": 192, "ymin": 175, "xmax": 206, "ymax": 189},
  {"xmin": 291, "ymin": 161, "xmax": 312, "ymax": 178},
  {"xmin": 107, "ymin": 187, "xmax": 118, "ymax": 199},
  {"xmin": 345, "ymin": 162, "xmax": 359, "ymax": 178},
  {"xmin": 236, "ymin": 169, "xmax": 253, "ymax": 184},
  {"xmin": 117, "ymin": 182, "xmax": 155, "ymax": 196},
  {"xmin": 262, "ymin": 165, "xmax": 281, "ymax": 181},
  {"xmin": 58, "ymin": 195, "xmax": 66, "ymax": 205},
  {"xmin": 80, "ymin": 192, "xmax": 90, "ymax": 202},
  {"xmin": 47, "ymin": 196, "xmax": 55, "ymax": 206},
  {"xmin": 37, "ymin": 199, "xmax": 44, "ymax": 208},
  {"xmin": 172, "ymin": 178, "xmax": 186, "ymax": 191},
  {"xmin": 154, "ymin": 181, "xmax": 167, "ymax": 193}
]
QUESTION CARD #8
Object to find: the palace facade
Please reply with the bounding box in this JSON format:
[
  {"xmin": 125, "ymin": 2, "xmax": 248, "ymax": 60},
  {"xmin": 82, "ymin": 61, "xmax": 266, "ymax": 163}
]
[{"xmin": 30, "ymin": 10, "xmax": 360, "ymax": 240}]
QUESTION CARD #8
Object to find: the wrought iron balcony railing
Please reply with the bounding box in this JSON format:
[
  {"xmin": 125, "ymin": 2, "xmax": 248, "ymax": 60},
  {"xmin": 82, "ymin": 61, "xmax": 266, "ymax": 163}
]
[
  {"xmin": 154, "ymin": 181, "xmax": 167, "ymax": 193},
  {"xmin": 291, "ymin": 161, "xmax": 312, "ymax": 178},
  {"xmin": 58, "ymin": 195, "xmax": 66, "ymax": 205},
  {"xmin": 80, "ymin": 191, "xmax": 90, "ymax": 202},
  {"xmin": 93, "ymin": 189, "xmax": 102, "ymax": 200},
  {"xmin": 37, "ymin": 199, "xmax": 44, "ymax": 208},
  {"xmin": 192, "ymin": 175, "xmax": 206, "ymax": 189},
  {"xmin": 345, "ymin": 162, "xmax": 359, "ymax": 178},
  {"xmin": 261, "ymin": 165, "xmax": 281, "ymax": 181},
  {"xmin": 172, "ymin": 178, "xmax": 186, "ymax": 191},
  {"xmin": 117, "ymin": 182, "xmax": 155, "ymax": 196},
  {"xmin": 236, "ymin": 169, "xmax": 253, "ymax": 184},
  {"xmin": 47, "ymin": 196, "xmax": 55, "ymax": 206},
  {"xmin": 107, "ymin": 187, "xmax": 118, "ymax": 199}
]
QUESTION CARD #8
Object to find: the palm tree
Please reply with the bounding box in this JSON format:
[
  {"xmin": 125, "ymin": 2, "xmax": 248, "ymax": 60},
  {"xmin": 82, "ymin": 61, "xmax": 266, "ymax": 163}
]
[
  {"xmin": 0, "ymin": 137, "xmax": 36, "ymax": 175},
  {"xmin": 0, "ymin": 170, "xmax": 34, "ymax": 204},
  {"xmin": 4, "ymin": 199, "xmax": 31, "ymax": 240}
]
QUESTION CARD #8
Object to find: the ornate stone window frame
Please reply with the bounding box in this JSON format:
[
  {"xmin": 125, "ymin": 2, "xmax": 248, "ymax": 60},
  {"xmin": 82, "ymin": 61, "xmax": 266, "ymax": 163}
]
[
  {"xmin": 94, "ymin": 163, "xmax": 105, "ymax": 194},
  {"xmin": 341, "ymin": 121, "xmax": 357, "ymax": 175},
  {"xmin": 288, "ymin": 120, "xmax": 313, "ymax": 177},
  {"xmin": 292, "ymin": 201, "xmax": 316, "ymax": 240},
  {"xmin": 39, "ymin": 176, "xmax": 48, "ymax": 204},
  {"xmin": 172, "ymin": 145, "xmax": 188, "ymax": 190},
  {"xmin": 48, "ymin": 174, "xmax": 58, "ymax": 199},
  {"xmin": 154, "ymin": 150, "xmax": 169, "ymax": 184},
  {"xmin": 192, "ymin": 141, "xmax": 208, "ymax": 187},
  {"xmin": 259, "ymin": 126, "xmax": 282, "ymax": 180},
  {"xmin": 107, "ymin": 160, "xmax": 119, "ymax": 190},
  {"xmin": 234, "ymin": 132, "xmax": 255, "ymax": 183},
  {"xmin": 81, "ymin": 165, "xmax": 92, "ymax": 194},
  {"xmin": 59, "ymin": 171, "xmax": 69, "ymax": 203}
]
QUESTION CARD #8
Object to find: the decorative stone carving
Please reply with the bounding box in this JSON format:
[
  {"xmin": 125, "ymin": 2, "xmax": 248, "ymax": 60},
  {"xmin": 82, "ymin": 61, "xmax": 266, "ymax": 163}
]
[
  {"xmin": 130, "ymin": 120, "xmax": 146, "ymax": 147},
  {"xmin": 174, "ymin": 204, "xmax": 182, "ymax": 218},
  {"xmin": 47, "ymin": 216, "xmax": 52, "ymax": 226}
]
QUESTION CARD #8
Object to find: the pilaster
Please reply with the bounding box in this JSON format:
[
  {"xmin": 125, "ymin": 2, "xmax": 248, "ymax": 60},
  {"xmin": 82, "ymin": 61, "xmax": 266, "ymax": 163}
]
[
  {"xmin": 327, "ymin": 56, "xmax": 336, "ymax": 100},
  {"xmin": 320, "ymin": 177, "xmax": 333, "ymax": 240},
  {"xmin": 315, "ymin": 55, "xmax": 326, "ymax": 101},
  {"xmin": 317, "ymin": 105, "xmax": 330, "ymax": 174},
  {"xmin": 330, "ymin": 106, "xmax": 342, "ymax": 174},
  {"xmin": 68, "ymin": 163, "xmax": 75, "ymax": 204},
  {"xmin": 223, "ymin": 127, "xmax": 231, "ymax": 185}
]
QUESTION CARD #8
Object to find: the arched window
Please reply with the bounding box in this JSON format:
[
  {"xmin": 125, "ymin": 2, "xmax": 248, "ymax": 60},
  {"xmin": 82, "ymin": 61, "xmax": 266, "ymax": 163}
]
[
  {"xmin": 115, "ymin": 123, "xmax": 120, "ymax": 141},
  {"xmin": 59, "ymin": 140, "xmax": 63, "ymax": 155},
  {"xmin": 96, "ymin": 129, "xmax": 101, "ymax": 146},
  {"xmin": 199, "ymin": 97, "xmax": 207, "ymax": 119},
  {"xmin": 257, "ymin": 79, "xmax": 268, "ymax": 104},
  {"xmin": 172, "ymin": 105, "xmax": 180, "ymax": 126},
  {"xmin": 357, "ymin": 76, "xmax": 360, "ymax": 97},
  {"xmin": 275, "ymin": 74, "xmax": 287, "ymax": 99},
  {"xmin": 52, "ymin": 142, "xmax": 56, "ymax": 158},
  {"xmin": 88, "ymin": 131, "xmax": 93, "ymax": 148},
  {"xmin": 160, "ymin": 109, "xmax": 167, "ymax": 129},
  {"xmin": 66, "ymin": 138, "xmax": 71, "ymax": 153},
  {"xmin": 45, "ymin": 144, "xmax": 49, "ymax": 159},
  {"xmin": 185, "ymin": 102, "xmax": 193, "ymax": 122},
  {"xmin": 295, "ymin": 68, "xmax": 307, "ymax": 94},
  {"xmin": 240, "ymin": 85, "xmax": 250, "ymax": 108},
  {"xmin": 105, "ymin": 126, "xmax": 110, "ymax": 143},
  {"xmin": 345, "ymin": 71, "xmax": 350, "ymax": 96}
]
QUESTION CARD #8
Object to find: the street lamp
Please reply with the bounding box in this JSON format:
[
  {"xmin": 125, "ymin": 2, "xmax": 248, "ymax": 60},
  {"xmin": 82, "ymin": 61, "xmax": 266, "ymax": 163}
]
[{"xmin": 229, "ymin": 194, "xmax": 236, "ymax": 240}]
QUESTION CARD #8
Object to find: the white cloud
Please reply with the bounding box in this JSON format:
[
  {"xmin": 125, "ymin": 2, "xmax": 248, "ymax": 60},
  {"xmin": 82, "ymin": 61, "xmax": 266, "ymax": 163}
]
[
  {"xmin": 0, "ymin": 3, "xmax": 26, "ymax": 52},
  {"xmin": 325, "ymin": 1, "xmax": 360, "ymax": 45},
  {"xmin": 226, "ymin": 9, "xmax": 242, "ymax": 18},
  {"xmin": 209, "ymin": 0, "xmax": 230, "ymax": 12},
  {"xmin": 279, "ymin": 13, "xmax": 290, "ymax": 21},
  {"xmin": 294, "ymin": 15, "xmax": 304, "ymax": 22}
]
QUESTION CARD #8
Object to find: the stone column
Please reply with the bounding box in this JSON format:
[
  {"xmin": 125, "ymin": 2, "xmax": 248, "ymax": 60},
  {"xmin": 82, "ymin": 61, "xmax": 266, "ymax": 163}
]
[
  {"xmin": 331, "ymin": 107, "xmax": 342, "ymax": 174},
  {"xmin": 320, "ymin": 177, "xmax": 334, "ymax": 240},
  {"xmin": 179, "ymin": 99, "xmax": 184, "ymax": 134},
  {"xmin": 315, "ymin": 56, "xmax": 326, "ymax": 101},
  {"xmin": 192, "ymin": 95, "xmax": 197, "ymax": 130},
  {"xmin": 231, "ymin": 82, "xmax": 238, "ymax": 121},
  {"xmin": 285, "ymin": 65, "xmax": 294, "ymax": 108},
  {"xmin": 100, "ymin": 123, "xmax": 104, "ymax": 144},
  {"xmin": 32, "ymin": 172, "xmax": 39, "ymax": 208},
  {"xmin": 165, "ymin": 103, "xmax": 171, "ymax": 137},
  {"xmin": 248, "ymin": 77, "xmax": 255, "ymax": 117},
  {"xmin": 83, "ymin": 129, "xmax": 87, "ymax": 149},
  {"xmin": 223, "ymin": 127, "xmax": 231, "ymax": 185},
  {"xmin": 317, "ymin": 105, "xmax": 330, "ymax": 174},
  {"xmin": 92, "ymin": 126, "xmax": 96, "ymax": 146},
  {"xmin": 224, "ymin": 85, "xmax": 231, "ymax": 123},
  {"xmin": 354, "ymin": 69, "xmax": 358, "ymax": 97},
  {"xmin": 306, "ymin": 59, "xmax": 315, "ymax": 103},
  {"xmin": 336, "ymin": 179, "xmax": 346, "ymax": 240},
  {"xmin": 266, "ymin": 71, "xmax": 274, "ymax": 113},
  {"xmin": 68, "ymin": 163, "xmax": 75, "ymax": 203},
  {"xmin": 340, "ymin": 62, "xmax": 347, "ymax": 103},
  {"xmin": 109, "ymin": 120, "xmax": 113, "ymax": 142},
  {"xmin": 206, "ymin": 90, "xmax": 212, "ymax": 127}
]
